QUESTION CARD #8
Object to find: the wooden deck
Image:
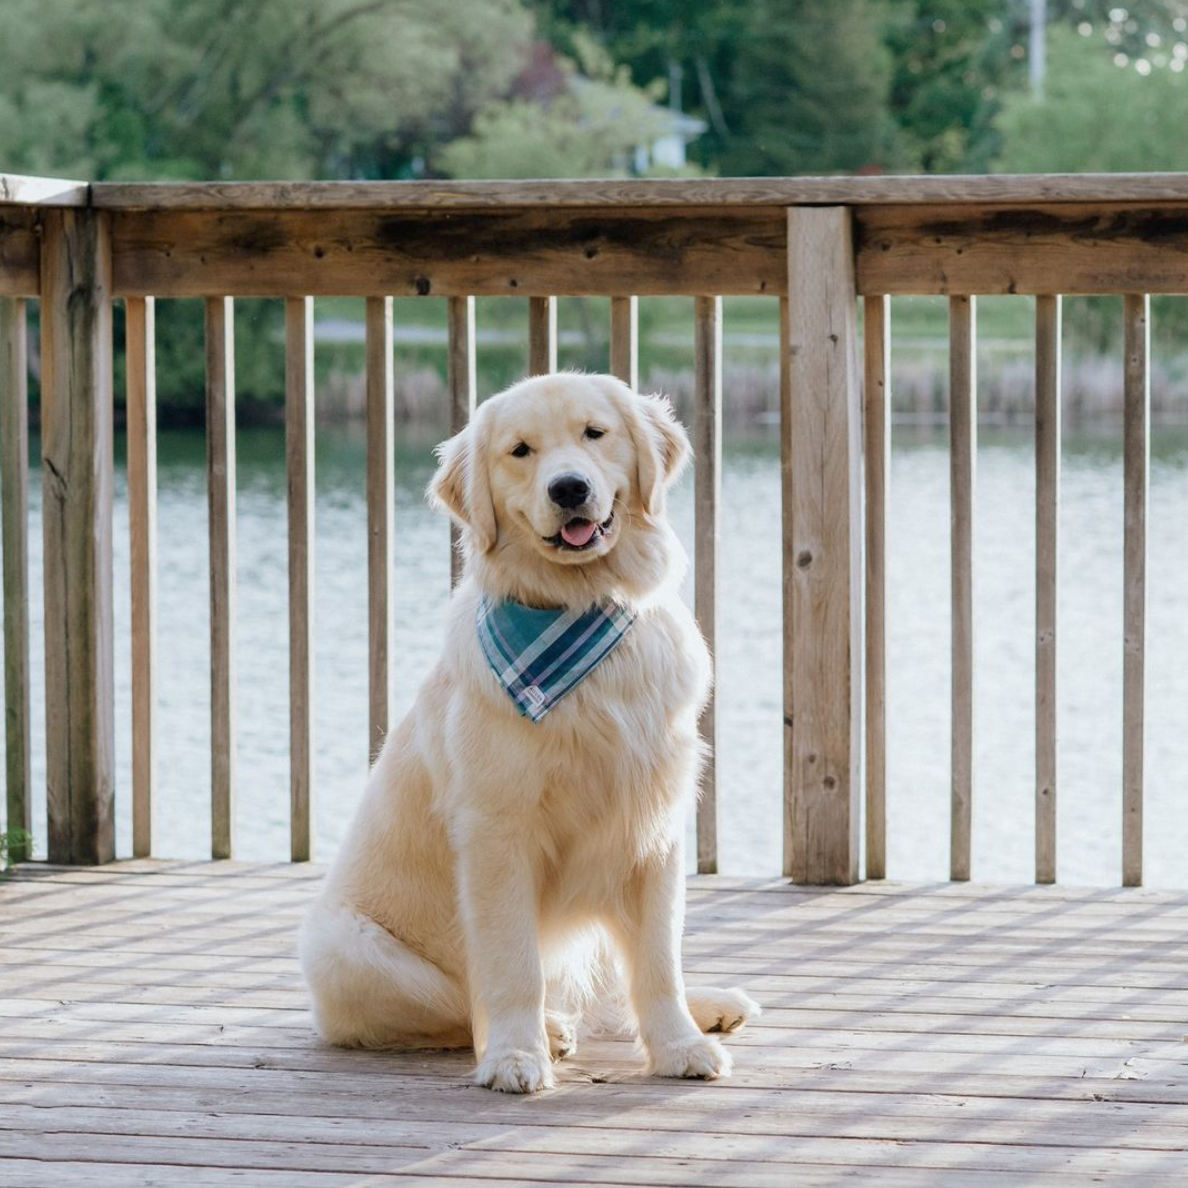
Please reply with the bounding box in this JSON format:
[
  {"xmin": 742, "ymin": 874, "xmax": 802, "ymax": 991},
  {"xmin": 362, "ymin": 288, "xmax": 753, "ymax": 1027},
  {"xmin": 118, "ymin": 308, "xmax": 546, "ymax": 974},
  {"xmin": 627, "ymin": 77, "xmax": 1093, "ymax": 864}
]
[{"xmin": 3, "ymin": 864, "xmax": 1188, "ymax": 1185}]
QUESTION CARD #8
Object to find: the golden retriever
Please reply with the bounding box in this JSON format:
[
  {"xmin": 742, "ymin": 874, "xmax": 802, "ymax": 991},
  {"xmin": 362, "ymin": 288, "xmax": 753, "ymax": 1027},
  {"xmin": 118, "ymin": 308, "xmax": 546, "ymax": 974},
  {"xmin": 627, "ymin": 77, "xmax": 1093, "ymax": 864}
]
[{"xmin": 300, "ymin": 371, "xmax": 759, "ymax": 1092}]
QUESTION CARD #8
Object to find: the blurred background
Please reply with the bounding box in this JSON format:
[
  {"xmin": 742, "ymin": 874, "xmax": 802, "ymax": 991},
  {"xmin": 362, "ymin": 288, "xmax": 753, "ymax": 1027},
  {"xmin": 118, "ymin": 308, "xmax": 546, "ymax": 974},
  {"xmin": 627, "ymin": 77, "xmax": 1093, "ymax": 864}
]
[{"xmin": 4, "ymin": 1, "xmax": 1188, "ymax": 883}]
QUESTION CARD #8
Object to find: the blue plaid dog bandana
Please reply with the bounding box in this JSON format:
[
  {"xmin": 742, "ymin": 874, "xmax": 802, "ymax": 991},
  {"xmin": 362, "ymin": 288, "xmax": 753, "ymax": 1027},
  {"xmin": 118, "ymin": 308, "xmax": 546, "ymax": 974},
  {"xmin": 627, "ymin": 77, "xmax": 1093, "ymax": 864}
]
[{"xmin": 476, "ymin": 595, "xmax": 637, "ymax": 722}]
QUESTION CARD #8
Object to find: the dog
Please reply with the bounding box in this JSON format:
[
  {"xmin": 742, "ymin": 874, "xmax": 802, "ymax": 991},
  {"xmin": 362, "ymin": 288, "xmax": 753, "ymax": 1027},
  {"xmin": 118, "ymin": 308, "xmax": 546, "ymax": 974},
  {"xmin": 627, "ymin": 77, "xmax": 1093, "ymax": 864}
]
[{"xmin": 300, "ymin": 371, "xmax": 759, "ymax": 1092}]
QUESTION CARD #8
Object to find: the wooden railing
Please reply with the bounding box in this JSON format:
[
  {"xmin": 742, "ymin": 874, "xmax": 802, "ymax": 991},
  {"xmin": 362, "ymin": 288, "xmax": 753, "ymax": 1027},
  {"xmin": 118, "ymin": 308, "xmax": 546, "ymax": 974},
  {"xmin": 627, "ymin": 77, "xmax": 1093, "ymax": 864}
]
[{"xmin": 2, "ymin": 171, "xmax": 1186, "ymax": 883}]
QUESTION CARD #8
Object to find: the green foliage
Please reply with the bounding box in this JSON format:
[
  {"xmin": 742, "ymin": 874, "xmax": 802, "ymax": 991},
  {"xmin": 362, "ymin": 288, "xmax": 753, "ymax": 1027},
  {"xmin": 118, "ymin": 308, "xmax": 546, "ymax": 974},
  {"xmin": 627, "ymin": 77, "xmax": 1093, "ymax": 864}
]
[
  {"xmin": 0, "ymin": 828, "xmax": 32, "ymax": 869},
  {"xmin": 720, "ymin": 0, "xmax": 898, "ymax": 175},
  {"xmin": 996, "ymin": 26, "xmax": 1188, "ymax": 171}
]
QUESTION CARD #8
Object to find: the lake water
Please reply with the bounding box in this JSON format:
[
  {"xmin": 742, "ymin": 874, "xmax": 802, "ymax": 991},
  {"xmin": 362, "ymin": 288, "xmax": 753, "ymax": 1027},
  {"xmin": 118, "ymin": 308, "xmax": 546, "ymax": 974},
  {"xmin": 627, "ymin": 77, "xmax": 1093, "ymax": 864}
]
[{"xmin": 4, "ymin": 421, "xmax": 1188, "ymax": 886}]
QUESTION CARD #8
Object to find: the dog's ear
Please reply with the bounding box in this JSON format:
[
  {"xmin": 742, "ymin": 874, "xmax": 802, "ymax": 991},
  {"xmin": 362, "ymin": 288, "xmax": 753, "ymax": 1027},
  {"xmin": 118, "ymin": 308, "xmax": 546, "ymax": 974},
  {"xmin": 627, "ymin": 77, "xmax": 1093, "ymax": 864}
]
[
  {"xmin": 428, "ymin": 419, "xmax": 497, "ymax": 554},
  {"xmin": 623, "ymin": 389, "xmax": 691, "ymax": 515}
]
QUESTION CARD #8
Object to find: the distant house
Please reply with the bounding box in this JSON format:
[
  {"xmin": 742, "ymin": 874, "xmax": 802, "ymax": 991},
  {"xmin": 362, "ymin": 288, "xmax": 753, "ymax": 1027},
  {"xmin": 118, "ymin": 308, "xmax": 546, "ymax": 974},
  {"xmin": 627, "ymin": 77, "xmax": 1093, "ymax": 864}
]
[{"xmin": 512, "ymin": 42, "xmax": 706, "ymax": 176}]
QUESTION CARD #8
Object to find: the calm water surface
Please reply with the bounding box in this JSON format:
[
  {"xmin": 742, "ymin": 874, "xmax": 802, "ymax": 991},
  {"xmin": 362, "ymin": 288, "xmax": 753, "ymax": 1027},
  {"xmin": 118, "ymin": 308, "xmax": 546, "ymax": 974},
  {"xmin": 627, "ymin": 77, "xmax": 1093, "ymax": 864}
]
[{"xmin": 5, "ymin": 422, "xmax": 1188, "ymax": 885}]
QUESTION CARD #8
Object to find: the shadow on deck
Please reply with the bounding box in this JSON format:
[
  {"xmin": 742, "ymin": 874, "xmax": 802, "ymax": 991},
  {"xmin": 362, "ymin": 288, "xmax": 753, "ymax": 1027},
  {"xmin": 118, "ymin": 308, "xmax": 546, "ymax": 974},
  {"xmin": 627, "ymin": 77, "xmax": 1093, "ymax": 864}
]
[{"xmin": 3, "ymin": 862, "xmax": 1188, "ymax": 1185}]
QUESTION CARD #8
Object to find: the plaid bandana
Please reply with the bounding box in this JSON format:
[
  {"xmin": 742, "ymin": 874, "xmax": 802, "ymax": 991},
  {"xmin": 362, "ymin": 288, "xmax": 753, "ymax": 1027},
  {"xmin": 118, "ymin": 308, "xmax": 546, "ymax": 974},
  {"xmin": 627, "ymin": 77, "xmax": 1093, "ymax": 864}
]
[{"xmin": 476, "ymin": 594, "xmax": 637, "ymax": 722}]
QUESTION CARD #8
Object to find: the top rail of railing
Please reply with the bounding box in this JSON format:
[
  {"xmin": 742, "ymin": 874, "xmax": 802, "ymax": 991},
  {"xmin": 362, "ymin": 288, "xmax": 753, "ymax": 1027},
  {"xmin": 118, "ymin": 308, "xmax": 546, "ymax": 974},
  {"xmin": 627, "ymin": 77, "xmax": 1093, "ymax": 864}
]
[{"xmin": 13, "ymin": 170, "xmax": 1188, "ymax": 210}]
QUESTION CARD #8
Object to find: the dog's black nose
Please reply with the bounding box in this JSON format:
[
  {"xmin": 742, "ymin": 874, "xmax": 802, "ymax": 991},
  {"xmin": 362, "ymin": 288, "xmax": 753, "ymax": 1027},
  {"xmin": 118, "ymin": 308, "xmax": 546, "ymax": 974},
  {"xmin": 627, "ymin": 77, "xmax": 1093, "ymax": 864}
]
[{"xmin": 548, "ymin": 473, "xmax": 592, "ymax": 509}]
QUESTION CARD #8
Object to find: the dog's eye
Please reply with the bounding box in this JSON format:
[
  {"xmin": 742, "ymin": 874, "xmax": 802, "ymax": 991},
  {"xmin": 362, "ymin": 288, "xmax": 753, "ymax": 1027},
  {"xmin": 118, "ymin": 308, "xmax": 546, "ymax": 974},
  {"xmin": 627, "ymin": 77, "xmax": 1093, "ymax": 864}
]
[
  {"xmin": 510, "ymin": 442, "xmax": 532, "ymax": 458},
  {"xmin": 584, "ymin": 427, "xmax": 606, "ymax": 441}
]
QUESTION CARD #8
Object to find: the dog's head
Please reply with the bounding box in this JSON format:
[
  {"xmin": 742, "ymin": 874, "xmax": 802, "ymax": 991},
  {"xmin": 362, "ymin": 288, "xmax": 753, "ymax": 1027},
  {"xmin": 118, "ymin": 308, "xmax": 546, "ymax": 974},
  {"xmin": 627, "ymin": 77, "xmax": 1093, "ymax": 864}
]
[{"xmin": 429, "ymin": 372, "xmax": 690, "ymax": 604}]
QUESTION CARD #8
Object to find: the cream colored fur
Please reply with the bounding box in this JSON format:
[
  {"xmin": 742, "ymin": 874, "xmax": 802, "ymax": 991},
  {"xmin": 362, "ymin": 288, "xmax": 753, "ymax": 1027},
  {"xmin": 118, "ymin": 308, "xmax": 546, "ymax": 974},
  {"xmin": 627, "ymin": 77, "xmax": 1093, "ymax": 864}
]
[{"xmin": 300, "ymin": 372, "xmax": 760, "ymax": 1093}]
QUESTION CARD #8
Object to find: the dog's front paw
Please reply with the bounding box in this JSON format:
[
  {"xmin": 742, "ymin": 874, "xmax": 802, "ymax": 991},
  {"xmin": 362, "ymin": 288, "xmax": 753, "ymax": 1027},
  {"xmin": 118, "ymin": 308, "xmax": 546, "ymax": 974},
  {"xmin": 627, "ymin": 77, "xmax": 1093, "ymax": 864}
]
[
  {"xmin": 647, "ymin": 1033, "xmax": 732, "ymax": 1081},
  {"xmin": 475, "ymin": 1047, "xmax": 555, "ymax": 1093},
  {"xmin": 686, "ymin": 986, "xmax": 762, "ymax": 1034}
]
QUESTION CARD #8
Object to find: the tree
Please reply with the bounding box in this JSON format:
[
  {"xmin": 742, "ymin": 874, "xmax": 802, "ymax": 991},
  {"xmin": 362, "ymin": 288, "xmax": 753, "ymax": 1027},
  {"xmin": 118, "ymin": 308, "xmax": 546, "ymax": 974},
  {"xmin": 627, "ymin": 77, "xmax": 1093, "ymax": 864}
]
[{"xmin": 720, "ymin": 0, "xmax": 898, "ymax": 176}]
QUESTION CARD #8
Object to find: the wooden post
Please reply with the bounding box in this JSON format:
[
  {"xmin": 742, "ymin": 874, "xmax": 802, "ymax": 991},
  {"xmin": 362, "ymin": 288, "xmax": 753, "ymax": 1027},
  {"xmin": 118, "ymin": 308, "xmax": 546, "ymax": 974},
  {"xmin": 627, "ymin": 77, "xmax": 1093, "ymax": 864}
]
[
  {"xmin": 1122, "ymin": 293, "xmax": 1149, "ymax": 888},
  {"xmin": 693, "ymin": 295, "xmax": 721, "ymax": 875},
  {"xmin": 206, "ymin": 296, "xmax": 236, "ymax": 860},
  {"xmin": 447, "ymin": 296, "xmax": 476, "ymax": 588},
  {"xmin": 863, "ymin": 295, "xmax": 890, "ymax": 881},
  {"xmin": 286, "ymin": 297, "xmax": 315, "ymax": 862},
  {"xmin": 366, "ymin": 296, "xmax": 394, "ymax": 761},
  {"xmin": 1, "ymin": 297, "xmax": 31, "ymax": 863},
  {"xmin": 125, "ymin": 296, "xmax": 158, "ymax": 859},
  {"xmin": 40, "ymin": 209, "xmax": 116, "ymax": 865},
  {"xmin": 783, "ymin": 208, "xmax": 862, "ymax": 886},
  {"xmin": 1035, "ymin": 295, "xmax": 1061, "ymax": 885},
  {"xmin": 949, "ymin": 295, "xmax": 976, "ymax": 883},
  {"xmin": 609, "ymin": 296, "xmax": 638, "ymax": 389},
  {"xmin": 528, "ymin": 296, "xmax": 557, "ymax": 375}
]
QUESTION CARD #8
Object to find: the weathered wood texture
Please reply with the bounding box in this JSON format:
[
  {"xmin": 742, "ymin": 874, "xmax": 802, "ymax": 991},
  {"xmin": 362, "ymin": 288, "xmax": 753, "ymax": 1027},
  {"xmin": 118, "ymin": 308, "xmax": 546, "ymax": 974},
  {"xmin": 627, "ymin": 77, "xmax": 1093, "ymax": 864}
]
[
  {"xmin": 0, "ymin": 209, "xmax": 39, "ymax": 297},
  {"xmin": 39, "ymin": 210, "xmax": 116, "ymax": 865},
  {"xmin": 1035, "ymin": 295, "xmax": 1061, "ymax": 886},
  {"xmin": 949, "ymin": 296, "xmax": 977, "ymax": 883},
  {"xmin": 863, "ymin": 296, "xmax": 889, "ymax": 881},
  {"xmin": 1122, "ymin": 294, "xmax": 1149, "ymax": 889},
  {"xmin": 5, "ymin": 862, "xmax": 1188, "ymax": 1186},
  {"xmin": 90, "ymin": 171, "xmax": 1188, "ymax": 208},
  {"xmin": 856, "ymin": 203, "xmax": 1188, "ymax": 295},
  {"xmin": 693, "ymin": 296, "xmax": 721, "ymax": 876},
  {"xmin": 109, "ymin": 209, "xmax": 786, "ymax": 298},
  {"xmin": 1, "ymin": 297, "xmax": 31, "ymax": 861},
  {"xmin": 286, "ymin": 298, "xmax": 315, "ymax": 863},
  {"xmin": 366, "ymin": 297, "xmax": 394, "ymax": 760},
  {"xmin": 447, "ymin": 296, "xmax": 476, "ymax": 588},
  {"xmin": 783, "ymin": 209, "xmax": 862, "ymax": 886},
  {"xmin": 205, "ymin": 298, "xmax": 236, "ymax": 861},
  {"xmin": 125, "ymin": 297, "xmax": 157, "ymax": 859},
  {"xmin": 527, "ymin": 296, "xmax": 557, "ymax": 375},
  {"xmin": 609, "ymin": 296, "xmax": 639, "ymax": 388}
]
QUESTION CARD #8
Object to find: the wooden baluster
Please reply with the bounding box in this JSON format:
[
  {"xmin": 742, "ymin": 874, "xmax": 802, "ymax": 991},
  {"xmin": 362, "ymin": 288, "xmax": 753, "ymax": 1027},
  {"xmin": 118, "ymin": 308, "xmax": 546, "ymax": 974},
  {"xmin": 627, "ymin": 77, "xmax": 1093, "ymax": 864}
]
[
  {"xmin": 949, "ymin": 295, "xmax": 976, "ymax": 883},
  {"xmin": 126, "ymin": 296, "xmax": 158, "ymax": 858},
  {"xmin": 1123, "ymin": 293, "xmax": 1149, "ymax": 888},
  {"xmin": 1035, "ymin": 295, "xmax": 1061, "ymax": 885},
  {"xmin": 447, "ymin": 296, "xmax": 476, "ymax": 588},
  {"xmin": 366, "ymin": 296, "xmax": 394, "ymax": 762},
  {"xmin": 41, "ymin": 209, "xmax": 116, "ymax": 865},
  {"xmin": 863, "ymin": 295, "xmax": 890, "ymax": 881},
  {"xmin": 693, "ymin": 295, "xmax": 722, "ymax": 875},
  {"xmin": 1, "ymin": 297, "xmax": 31, "ymax": 863},
  {"xmin": 286, "ymin": 297, "xmax": 315, "ymax": 862},
  {"xmin": 783, "ymin": 208, "xmax": 862, "ymax": 885},
  {"xmin": 528, "ymin": 296, "xmax": 557, "ymax": 375},
  {"xmin": 205, "ymin": 296, "xmax": 236, "ymax": 860},
  {"xmin": 609, "ymin": 296, "xmax": 638, "ymax": 389}
]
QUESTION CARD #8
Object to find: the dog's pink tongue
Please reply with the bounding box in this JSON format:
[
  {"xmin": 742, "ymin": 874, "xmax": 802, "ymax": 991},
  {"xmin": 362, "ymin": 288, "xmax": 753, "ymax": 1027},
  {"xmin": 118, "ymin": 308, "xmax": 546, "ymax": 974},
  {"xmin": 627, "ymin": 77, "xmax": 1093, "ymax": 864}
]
[{"xmin": 561, "ymin": 519, "xmax": 597, "ymax": 547}]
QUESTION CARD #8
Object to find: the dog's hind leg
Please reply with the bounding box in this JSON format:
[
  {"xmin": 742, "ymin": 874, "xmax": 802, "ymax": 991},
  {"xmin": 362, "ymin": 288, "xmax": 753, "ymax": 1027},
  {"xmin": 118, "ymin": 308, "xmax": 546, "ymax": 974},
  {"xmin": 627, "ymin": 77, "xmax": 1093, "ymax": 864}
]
[
  {"xmin": 300, "ymin": 904, "xmax": 471, "ymax": 1049},
  {"xmin": 685, "ymin": 986, "xmax": 762, "ymax": 1034}
]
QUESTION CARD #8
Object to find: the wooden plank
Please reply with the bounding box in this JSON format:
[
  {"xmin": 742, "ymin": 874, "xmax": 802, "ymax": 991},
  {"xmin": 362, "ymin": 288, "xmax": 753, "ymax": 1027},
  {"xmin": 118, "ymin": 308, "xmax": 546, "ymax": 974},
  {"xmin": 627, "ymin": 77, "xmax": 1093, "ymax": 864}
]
[
  {"xmin": 863, "ymin": 295, "xmax": 889, "ymax": 881},
  {"xmin": 109, "ymin": 208, "xmax": 786, "ymax": 299},
  {"xmin": 286, "ymin": 297, "xmax": 315, "ymax": 863},
  {"xmin": 609, "ymin": 295, "xmax": 638, "ymax": 388},
  {"xmin": 0, "ymin": 173, "xmax": 88, "ymax": 206},
  {"xmin": 783, "ymin": 208, "xmax": 862, "ymax": 885},
  {"xmin": 88, "ymin": 173, "xmax": 1188, "ymax": 209},
  {"xmin": 778, "ymin": 295, "xmax": 794, "ymax": 876},
  {"xmin": 0, "ymin": 209, "xmax": 39, "ymax": 297},
  {"xmin": 1, "ymin": 297, "xmax": 31, "ymax": 861},
  {"xmin": 125, "ymin": 297, "xmax": 157, "ymax": 859},
  {"xmin": 1122, "ymin": 293, "xmax": 1149, "ymax": 888},
  {"xmin": 1034, "ymin": 295, "xmax": 1061, "ymax": 885},
  {"xmin": 857, "ymin": 202, "xmax": 1188, "ymax": 296},
  {"xmin": 366, "ymin": 296, "xmax": 394, "ymax": 760},
  {"xmin": 949, "ymin": 295, "xmax": 976, "ymax": 883},
  {"xmin": 693, "ymin": 295, "xmax": 721, "ymax": 875},
  {"xmin": 527, "ymin": 295, "xmax": 557, "ymax": 374},
  {"xmin": 205, "ymin": 297, "xmax": 236, "ymax": 860},
  {"xmin": 447, "ymin": 296, "xmax": 476, "ymax": 588},
  {"xmin": 39, "ymin": 210, "xmax": 115, "ymax": 865}
]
